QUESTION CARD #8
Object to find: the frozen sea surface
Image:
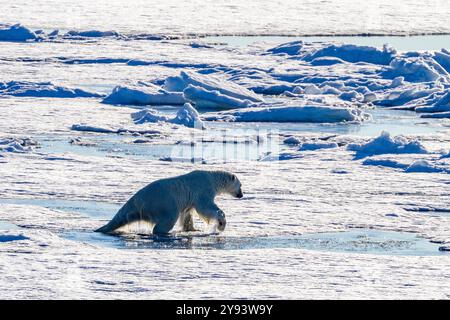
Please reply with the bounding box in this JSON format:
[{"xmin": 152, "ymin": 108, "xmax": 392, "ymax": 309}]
[
  {"xmin": 2, "ymin": 0, "xmax": 450, "ymax": 36},
  {"xmin": 205, "ymin": 35, "xmax": 450, "ymax": 51},
  {"xmin": 1, "ymin": 3, "xmax": 450, "ymax": 299}
]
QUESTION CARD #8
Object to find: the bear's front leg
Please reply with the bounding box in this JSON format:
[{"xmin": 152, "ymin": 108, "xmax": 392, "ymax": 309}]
[{"xmin": 195, "ymin": 201, "xmax": 227, "ymax": 231}]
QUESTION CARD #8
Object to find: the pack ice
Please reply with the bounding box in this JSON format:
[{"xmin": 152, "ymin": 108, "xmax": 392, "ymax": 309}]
[
  {"xmin": 1, "ymin": 15, "xmax": 450, "ymax": 300},
  {"xmin": 263, "ymin": 41, "xmax": 450, "ymax": 119}
]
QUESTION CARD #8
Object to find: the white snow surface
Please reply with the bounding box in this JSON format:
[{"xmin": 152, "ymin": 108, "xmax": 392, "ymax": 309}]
[
  {"xmin": 1, "ymin": 9, "xmax": 450, "ymax": 299},
  {"xmin": 2, "ymin": 1, "xmax": 450, "ymax": 36},
  {"xmin": 0, "ymin": 97, "xmax": 449, "ymax": 300}
]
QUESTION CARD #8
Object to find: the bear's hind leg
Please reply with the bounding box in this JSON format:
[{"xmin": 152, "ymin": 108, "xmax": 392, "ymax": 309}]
[
  {"xmin": 181, "ymin": 210, "xmax": 198, "ymax": 232},
  {"xmin": 152, "ymin": 210, "xmax": 179, "ymax": 235}
]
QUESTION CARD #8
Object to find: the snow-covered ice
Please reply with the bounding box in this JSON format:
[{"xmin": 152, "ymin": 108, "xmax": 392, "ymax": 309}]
[
  {"xmin": 0, "ymin": 137, "xmax": 37, "ymax": 153},
  {"xmin": 1, "ymin": 4, "xmax": 450, "ymax": 299},
  {"xmin": 348, "ymin": 131, "xmax": 428, "ymax": 159},
  {"xmin": 302, "ymin": 44, "xmax": 396, "ymax": 65},
  {"xmin": 0, "ymin": 81, "xmax": 102, "ymax": 98},
  {"xmin": 164, "ymin": 71, "xmax": 264, "ymax": 109},
  {"xmin": 102, "ymin": 84, "xmax": 185, "ymax": 106},
  {"xmin": 298, "ymin": 141, "xmax": 339, "ymax": 151},
  {"xmin": 183, "ymin": 84, "xmax": 254, "ymax": 109},
  {"xmin": 63, "ymin": 30, "xmax": 121, "ymax": 39},
  {"xmin": 0, "ymin": 23, "xmax": 38, "ymax": 42},
  {"xmin": 131, "ymin": 103, "xmax": 205, "ymax": 129},
  {"xmin": 204, "ymin": 105, "xmax": 370, "ymax": 123}
]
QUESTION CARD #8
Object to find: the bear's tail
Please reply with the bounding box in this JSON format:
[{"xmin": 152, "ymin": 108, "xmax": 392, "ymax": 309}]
[
  {"xmin": 95, "ymin": 221, "xmax": 119, "ymax": 234},
  {"xmin": 95, "ymin": 215, "xmax": 125, "ymax": 233},
  {"xmin": 95, "ymin": 200, "xmax": 136, "ymax": 234}
]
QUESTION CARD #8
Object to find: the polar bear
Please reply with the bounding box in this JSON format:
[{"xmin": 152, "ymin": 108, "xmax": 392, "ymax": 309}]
[{"xmin": 95, "ymin": 170, "xmax": 243, "ymax": 235}]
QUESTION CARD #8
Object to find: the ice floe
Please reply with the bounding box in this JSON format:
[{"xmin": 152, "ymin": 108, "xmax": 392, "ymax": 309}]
[
  {"xmin": 348, "ymin": 131, "xmax": 428, "ymax": 159},
  {"xmin": 0, "ymin": 81, "xmax": 102, "ymax": 98},
  {"xmin": 159, "ymin": 156, "xmax": 207, "ymax": 164},
  {"xmin": 363, "ymin": 157, "xmax": 450, "ymax": 174},
  {"xmin": 420, "ymin": 111, "xmax": 450, "ymax": 119},
  {"xmin": 298, "ymin": 141, "xmax": 339, "ymax": 151},
  {"xmin": 338, "ymin": 90, "xmax": 364, "ymax": 102},
  {"xmin": 267, "ymin": 41, "xmax": 305, "ymax": 55},
  {"xmin": 303, "ymin": 44, "xmax": 396, "ymax": 65},
  {"xmin": 102, "ymin": 84, "xmax": 185, "ymax": 106},
  {"xmin": 203, "ymin": 105, "xmax": 370, "ymax": 123},
  {"xmin": 63, "ymin": 30, "xmax": 121, "ymax": 39},
  {"xmin": 433, "ymin": 49, "xmax": 450, "ymax": 73},
  {"xmin": 381, "ymin": 56, "xmax": 447, "ymax": 82},
  {"xmin": 375, "ymin": 86, "xmax": 440, "ymax": 107},
  {"xmin": 70, "ymin": 124, "xmax": 117, "ymax": 134},
  {"xmin": 310, "ymin": 56, "xmax": 346, "ymax": 66},
  {"xmin": 268, "ymin": 42, "xmax": 395, "ymax": 65},
  {"xmin": 131, "ymin": 103, "xmax": 205, "ymax": 129},
  {"xmin": 0, "ymin": 137, "xmax": 37, "ymax": 153},
  {"xmin": 70, "ymin": 124, "xmax": 165, "ymax": 136},
  {"xmin": 102, "ymin": 71, "xmax": 265, "ymax": 109},
  {"xmin": 0, "ymin": 23, "xmax": 38, "ymax": 42},
  {"xmin": 415, "ymin": 91, "xmax": 450, "ymax": 113},
  {"xmin": 183, "ymin": 84, "xmax": 254, "ymax": 109},
  {"xmin": 405, "ymin": 160, "xmax": 450, "ymax": 173},
  {"xmin": 164, "ymin": 71, "xmax": 264, "ymax": 107},
  {"xmin": 362, "ymin": 158, "xmax": 410, "ymax": 170},
  {"xmin": 259, "ymin": 151, "xmax": 304, "ymax": 161},
  {"xmin": 283, "ymin": 136, "xmax": 302, "ymax": 145}
]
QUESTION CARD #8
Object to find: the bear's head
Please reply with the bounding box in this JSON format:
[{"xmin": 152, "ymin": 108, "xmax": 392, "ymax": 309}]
[{"xmin": 225, "ymin": 173, "xmax": 243, "ymax": 199}]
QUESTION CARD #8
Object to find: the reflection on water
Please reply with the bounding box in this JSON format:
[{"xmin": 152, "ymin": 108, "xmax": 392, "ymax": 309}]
[
  {"xmin": 63, "ymin": 229, "xmax": 446, "ymax": 256},
  {"xmin": 0, "ymin": 198, "xmax": 446, "ymax": 256}
]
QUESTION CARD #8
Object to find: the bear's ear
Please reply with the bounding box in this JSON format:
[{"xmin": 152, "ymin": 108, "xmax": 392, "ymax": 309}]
[{"xmin": 231, "ymin": 175, "xmax": 236, "ymax": 181}]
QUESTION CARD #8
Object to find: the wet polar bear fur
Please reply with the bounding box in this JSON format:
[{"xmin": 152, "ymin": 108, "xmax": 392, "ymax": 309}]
[{"xmin": 96, "ymin": 170, "xmax": 243, "ymax": 235}]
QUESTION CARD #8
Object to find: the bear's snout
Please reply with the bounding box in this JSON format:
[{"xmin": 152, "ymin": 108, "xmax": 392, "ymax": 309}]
[{"xmin": 236, "ymin": 189, "xmax": 243, "ymax": 198}]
